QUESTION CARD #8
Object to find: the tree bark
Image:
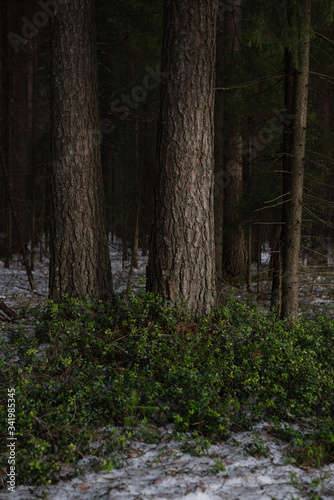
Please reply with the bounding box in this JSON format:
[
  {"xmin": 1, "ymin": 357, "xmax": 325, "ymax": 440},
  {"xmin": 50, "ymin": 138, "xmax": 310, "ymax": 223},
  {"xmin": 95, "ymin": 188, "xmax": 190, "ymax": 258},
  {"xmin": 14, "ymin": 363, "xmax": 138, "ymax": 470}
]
[
  {"xmin": 132, "ymin": 119, "xmax": 140, "ymax": 270},
  {"xmin": 147, "ymin": 0, "xmax": 217, "ymax": 318},
  {"xmin": 11, "ymin": 31, "xmax": 33, "ymax": 250},
  {"xmin": 0, "ymin": 0, "xmax": 11, "ymax": 264},
  {"xmin": 0, "ymin": 145, "xmax": 36, "ymax": 290},
  {"xmin": 214, "ymin": 6, "xmax": 224, "ymax": 295},
  {"xmin": 270, "ymin": 232, "xmax": 282, "ymax": 314},
  {"xmin": 281, "ymin": 0, "xmax": 311, "ymax": 319},
  {"xmin": 222, "ymin": 0, "xmax": 247, "ymax": 277},
  {"xmin": 271, "ymin": 42, "xmax": 294, "ymax": 313},
  {"xmin": 49, "ymin": 0, "xmax": 112, "ymax": 301},
  {"xmin": 0, "ymin": 300, "xmax": 18, "ymax": 321}
]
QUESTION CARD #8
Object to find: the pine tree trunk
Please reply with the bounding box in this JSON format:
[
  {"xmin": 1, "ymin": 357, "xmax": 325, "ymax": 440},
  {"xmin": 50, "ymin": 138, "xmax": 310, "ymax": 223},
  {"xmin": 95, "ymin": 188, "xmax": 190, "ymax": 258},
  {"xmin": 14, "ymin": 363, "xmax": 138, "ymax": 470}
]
[
  {"xmin": 132, "ymin": 119, "xmax": 140, "ymax": 270},
  {"xmin": 214, "ymin": 8, "xmax": 224, "ymax": 295},
  {"xmin": 147, "ymin": 0, "xmax": 217, "ymax": 318},
  {"xmin": 11, "ymin": 39, "xmax": 32, "ymax": 249},
  {"xmin": 0, "ymin": 0, "xmax": 10, "ymax": 262},
  {"xmin": 281, "ymin": 0, "xmax": 311, "ymax": 319},
  {"xmin": 271, "ymin": 43, "xmax": 295, "ymax": 311},
  {"xmin": 222, "ymin": 0, "xmax": 247, "ymax": 277},
  {"xmin": 247, "ymin": 226, "xmax": 252, "ymax": 293},
  {"xmin": 0, "ymin": 146, "xmax": 36, "ymax": 290},
  {"xmin": 270, "ymin": 232, "xmax": 282, "ymax": 314},
  {"xmin": 49, "ymin": 0, "xmax": 112, "ymax": 301}
]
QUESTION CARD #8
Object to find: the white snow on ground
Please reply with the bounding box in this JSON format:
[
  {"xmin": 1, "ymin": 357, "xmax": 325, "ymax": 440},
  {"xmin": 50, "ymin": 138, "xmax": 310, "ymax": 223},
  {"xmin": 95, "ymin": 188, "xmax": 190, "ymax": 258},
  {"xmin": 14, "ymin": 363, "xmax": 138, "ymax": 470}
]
[
  {"xmin": 0, "ymin": 423, "xmax": 333, "ymax": 499},
  {"xmin": 1, "ymin": 238, "xmax": 333, "ymax": 312},
  {"xmin": 1, "ymin": 241, "xmax": 334, "ymax": 499},
  {"xmin": 0, "ymin": 238, "xmax": 148, "ymax": 305}
]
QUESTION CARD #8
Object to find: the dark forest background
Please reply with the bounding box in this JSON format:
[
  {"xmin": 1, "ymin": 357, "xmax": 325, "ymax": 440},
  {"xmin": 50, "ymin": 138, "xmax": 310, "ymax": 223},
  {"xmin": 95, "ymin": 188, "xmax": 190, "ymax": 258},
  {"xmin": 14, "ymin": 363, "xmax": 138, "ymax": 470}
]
[{"xmin": 1, "ymin": 0, "xmax": 334, "ymax": 291}]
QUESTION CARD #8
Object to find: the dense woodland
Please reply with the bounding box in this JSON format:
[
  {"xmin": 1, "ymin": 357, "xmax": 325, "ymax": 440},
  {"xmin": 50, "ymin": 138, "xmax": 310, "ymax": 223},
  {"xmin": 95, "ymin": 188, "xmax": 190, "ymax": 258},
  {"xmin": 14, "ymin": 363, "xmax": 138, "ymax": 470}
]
[
  {"xmin": 2, "ymin": 1, "xmax": 334, "ymax": 489},
  {"xmin": 1, "ymin": 0, "xmax": 334, "ymax": 319}
]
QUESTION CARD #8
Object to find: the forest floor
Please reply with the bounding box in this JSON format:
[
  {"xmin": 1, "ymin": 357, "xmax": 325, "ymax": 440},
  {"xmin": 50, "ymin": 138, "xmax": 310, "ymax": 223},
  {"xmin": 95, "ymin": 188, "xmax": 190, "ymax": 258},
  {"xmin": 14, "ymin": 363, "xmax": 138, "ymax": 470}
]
[
  {"xmin": 1, "ymin": 242, "xmax": 334, "ymax": 499},
  {"xmin": 1, "ymin": 240, "xmax": 334, "ymax": 318}
]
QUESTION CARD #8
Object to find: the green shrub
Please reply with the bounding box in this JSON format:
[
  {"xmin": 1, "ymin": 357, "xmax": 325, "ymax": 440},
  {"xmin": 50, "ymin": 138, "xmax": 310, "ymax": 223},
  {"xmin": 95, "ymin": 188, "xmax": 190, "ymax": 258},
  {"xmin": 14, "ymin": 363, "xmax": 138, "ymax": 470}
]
[{"xmin": 1, "ymin": 293, "xmax": 333, "ymax": 486}]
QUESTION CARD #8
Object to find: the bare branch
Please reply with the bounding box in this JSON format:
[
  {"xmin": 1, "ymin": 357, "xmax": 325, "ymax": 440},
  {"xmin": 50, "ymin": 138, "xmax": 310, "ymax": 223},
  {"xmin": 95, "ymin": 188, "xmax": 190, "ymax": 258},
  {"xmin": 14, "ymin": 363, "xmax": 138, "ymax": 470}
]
[
  {"xmin": 215, "ymin": 73, "xmax": 284, "ymax": 91},
  {"xmin": 314, "ymin": 31, "xmax": 334, "ymax": 46}
]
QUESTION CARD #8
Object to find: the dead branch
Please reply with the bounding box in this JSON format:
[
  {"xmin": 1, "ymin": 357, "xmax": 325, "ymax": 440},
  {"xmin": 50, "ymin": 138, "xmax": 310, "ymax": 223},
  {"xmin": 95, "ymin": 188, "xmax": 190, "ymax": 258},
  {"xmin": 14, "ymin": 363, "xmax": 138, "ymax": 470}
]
[{"xmin": 0, "ymin": 300, "xmax": 18, "ymax": 321}]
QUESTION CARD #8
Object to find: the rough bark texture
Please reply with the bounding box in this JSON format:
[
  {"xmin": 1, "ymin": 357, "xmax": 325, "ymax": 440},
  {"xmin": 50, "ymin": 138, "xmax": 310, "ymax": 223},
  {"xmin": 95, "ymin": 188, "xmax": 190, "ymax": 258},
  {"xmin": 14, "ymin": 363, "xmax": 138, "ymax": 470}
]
[
  {"xmin": 49, "ymin": 0, "xmax": 112, "ymax": 300},
  {"xmin": 214, "ymin": 9, "xmax": 224, "ymax": 295},
  {"xmin": 281, "ymin": 0, "xmax": 311, "ymax": 319},
  {"xmin": 222, "ymin": 0, "xmax": 247, "ymax": 277},
  {"xmin": 147, "ymin": 0, "xmax": 217, "ymax": 318}
]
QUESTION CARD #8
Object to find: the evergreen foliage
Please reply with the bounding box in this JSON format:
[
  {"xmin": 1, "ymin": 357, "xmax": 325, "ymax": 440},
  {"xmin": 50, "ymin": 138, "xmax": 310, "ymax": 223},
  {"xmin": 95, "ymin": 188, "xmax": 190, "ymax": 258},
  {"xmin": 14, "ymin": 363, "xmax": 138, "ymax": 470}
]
[{"xmin": 1, "ymin": 295, "xmax": 333, "ymax": 485}]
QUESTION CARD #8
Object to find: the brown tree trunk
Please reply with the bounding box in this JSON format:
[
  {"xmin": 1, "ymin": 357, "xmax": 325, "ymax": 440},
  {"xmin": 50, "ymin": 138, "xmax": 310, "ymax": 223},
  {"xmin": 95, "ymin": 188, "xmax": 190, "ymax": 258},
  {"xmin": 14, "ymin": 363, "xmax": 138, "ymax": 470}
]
[
  {"xmin": 11, "ymin": 42, "xmax": 32, "ymax": 250},
  {"xmin": 147, "ymin": 0, "xmax": 217, "ymax": 318},
  {"xmin": 281, "ymin": 0, "xmax": 311, "ymax": 319},
  {"xmin": 132, "ymin": 119, "xmax": 140, "ymax": 270},
  {"xmin": 270, "ymin": 230, "xmax": 282, "ymax": 314},
  {"xmin": 222, "ymin": 0, "xmax": 247, "ymax": 277},
  {"xmin": 0, "ymin": 146, "xmax": 36, "ymax": 290},
  {"xmin": 0, "ymin": 0, "xmax": 11, "ymax": 264},
  {"xmin": 49, "ymin": 0, "xmax": 112, "ymax": 301},
  {"xmin": 271, "ymin": 43, "xmax": 295, "ymax": 312},
  {"xmin": 214, "ymin": 7, "xmax": 224, "ymax": 295},
  {"xmin": 0, "ymin": 300, "xmax": 18, "ymax": 321},
  {"xmin": 247, "ymin": 225, "xmax": 252, "ymax": 293}
]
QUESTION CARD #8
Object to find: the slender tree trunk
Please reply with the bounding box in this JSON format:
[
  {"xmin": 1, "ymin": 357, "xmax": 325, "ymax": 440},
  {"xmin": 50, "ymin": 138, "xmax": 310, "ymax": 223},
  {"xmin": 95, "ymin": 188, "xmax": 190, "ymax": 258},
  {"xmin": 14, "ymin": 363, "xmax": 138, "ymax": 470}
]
[
  {"xmin": 139, "ymin": 104, "xmax": 149, "ymax": 258},
  {"xmin": 0, "ymin": 146, "xmax": 36, "ymax": 290},
  {"xmin": 49, "ymin": 0, "xmax": 112, "ymax": 301},
  {"xmin": 126, "ymin": 136, "xmax": 143, "ymax": 295},
  {"xmin": 132, "ymin": 119, "xmax": 140, "ymax": 270},
  {"xmin": 28, "ymin": 43, "xmax": 37, "ymax": 271},
  {"xmin": 271, "ymin": 43, "xmax": 295, "ymax": 311},
  {"xmin": 256, "ymin": 234, "xmax": 261, "ymax": 297},
  {"xmin": 222, "ymin": 0, "xmax": 247, "ymax": 277},
  {"xmin": 11, "ymin": 42, "xmax": 32, "ymax": 249},
  {"xmin": 247, "ymin": 226, "xmax": 252, "ymax": 293},
  {"xmin": 40, "ymin": 158, "xmax": 47, "ymax": 262},
  {"xmin": 122, "ymin": 121, "xmax": 130, "ymax": 266},
  {"xmin": 270, "ymin": 234, "xmax": 282, "ymax": 314},
  {"xmin": 147, "ymin": 0, "xmax": 217, "ymax": 318},
  {"xmin": 281, "ymin": 0, "xmax": 311, "ymax": 319}
]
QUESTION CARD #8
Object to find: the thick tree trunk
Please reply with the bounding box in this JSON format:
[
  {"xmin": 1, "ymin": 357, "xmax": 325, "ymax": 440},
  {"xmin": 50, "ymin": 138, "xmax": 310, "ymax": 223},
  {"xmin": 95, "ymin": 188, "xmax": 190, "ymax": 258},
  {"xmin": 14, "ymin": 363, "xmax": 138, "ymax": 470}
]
[
  {"xmin": 49, "ymin": 0, "xmax": 112, "ymax": 301},
  {"xmin": 281, "ymin": 0, "xmax": 311, "ymax": 319},
  {"xmin": 214, "ymin": 8, "xmax": 224, "ymax": 295},
  {"xmin": 222, "ymin": 0, "xmax": 247, "ymax": 277},
  {"xmin": 0, "ymin": 0, "xmax": 10, "ymax": 261},
  {"xmin": 147, "ymin": 0, "xmax": 217, "ymax": 318}
]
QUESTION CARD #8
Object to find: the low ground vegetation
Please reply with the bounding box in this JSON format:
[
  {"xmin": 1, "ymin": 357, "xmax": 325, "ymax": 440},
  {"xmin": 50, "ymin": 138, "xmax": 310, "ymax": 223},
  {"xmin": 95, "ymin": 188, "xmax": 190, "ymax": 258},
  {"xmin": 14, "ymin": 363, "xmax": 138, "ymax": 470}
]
[{"xmin": 1, "ymin": 291, "xmax": 334, "ymax": 486}]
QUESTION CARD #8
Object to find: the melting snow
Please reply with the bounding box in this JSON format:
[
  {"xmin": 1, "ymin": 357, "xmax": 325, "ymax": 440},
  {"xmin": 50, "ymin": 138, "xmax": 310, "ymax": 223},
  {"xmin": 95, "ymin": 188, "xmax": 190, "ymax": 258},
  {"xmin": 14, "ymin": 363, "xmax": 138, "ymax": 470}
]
[
  {"xmin": 0, "ymin": 423, "xmax": 333, "ymax": 499},
  {"xmin": 1, "ymin": 241, "xmax": 334, "ymax": 498}
]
